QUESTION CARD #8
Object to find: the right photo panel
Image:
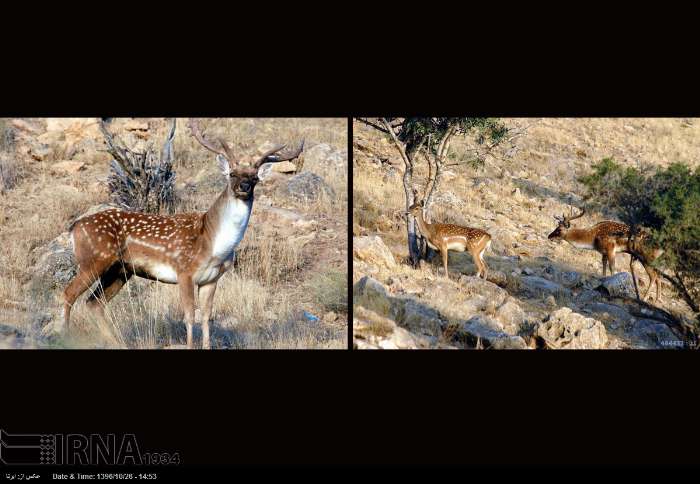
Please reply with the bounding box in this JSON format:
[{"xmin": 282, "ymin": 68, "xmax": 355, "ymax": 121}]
[{"xmin": 353, "ymin": 118, "xmax": 699, "ymax": 349}]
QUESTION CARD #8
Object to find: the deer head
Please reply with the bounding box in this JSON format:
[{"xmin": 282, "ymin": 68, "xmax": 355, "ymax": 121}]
[
  {"xmin": 548, "ymin": 206, "xmax": 586, "ymax": 240},
  {"xmin": 188, "ymin": 119, "xmax": 304, "ymax": 201}
]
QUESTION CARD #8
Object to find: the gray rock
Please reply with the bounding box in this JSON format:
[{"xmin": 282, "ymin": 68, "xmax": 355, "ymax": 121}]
[
  {"xmin": 461, "ymin": 315, "xmax": 528, "ymax": 349},
  {"xmin": 281, "ymin": 172, "xmax": 335, "ymax": 202},
  {"xmin": 583, "ymin": 302, "xmax": 635, "ymax": 324},
  {"xmin": 302, "ymin": 143, "xmax": 347, "ymax": 179},
  {"xmin": 536, "ymin": 307, "xmax": 608, "ymax": 349},
  {"xmin": 494, "ymin": 298, "xmax": 526, "ymax": 336},
  {"xmin": 627, "ymin": 319, "xmax": 682, "ymax": 349},
  {"xmin": 520, "ymin": 276, "xmax": 570, "ymax": 298},
  {"xmin": 597, "ymin": 272, "xmax": 637, "ymax": 299}
]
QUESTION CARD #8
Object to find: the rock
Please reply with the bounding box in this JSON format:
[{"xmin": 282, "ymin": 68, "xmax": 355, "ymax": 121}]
[
  {"xmin": 460, "ymin": 315, "xmax": 528, "ymax": 349},
  {"xmin": 597, "ymin": 272, "xmax": 637, "ymax": 299},
  {"xmin": 522, "ymin": 267, "xmax": 535, "ymax": 276},
  {"xmin": 281, "ymin": 172, "xmax": 335, "ymax": 201},
  {"xmin": 36, "ymin": 130, "xmax": 64, "ymax": 145},
  {"xmin": 271, "ymin": 161, "xmax": 297, "ymax": 173},
  {"xmin": 10, "ymin": 119, "xmax": 39, "ymax": 134},
  {"xmin": 353, "ymin": 305, "xmax": 438, "ymax": 349},
  {"xmin": 288, "ymin": 232, "xmax": 316, "ymax": 248},
  {"xmin": 50, "ymin": 161, "xmax": 86, "ymax": 174},
  {"xmin": 353, "ymin": 236, "xmax": 396, "ymax": 269},
  {"xmin": 46, "ymin": 118, "xmax": 97, "ymax": 133},
  {"xmin": 627, "ymin": 319, "xmax": 681, "ymax": 349},
  {"xmin": 302, "ymin": 143, "xmax": 347, "ymax": 178},
  {"xmin": 494, "ymin": 298, "xmax": 526, "ymax": 336},
  {"xmin": 122, "ymin": 119, "xmax": 149, "ymax": 132},
  {"xmin": 537, "ymin": 308, "xmax": 608, "ymax": 349},
  {"xmin": 353, "ymin": 276, "xmax": 442, "ymax": 337},
  {"xmin": 487, "ymin": 270, "xmax": 508, "ymax": 287},
  {"xmin": 520, "ymin": 276, "xmax": 570, "ymax": 299},
  {"xmin": 29, "ymin": 142, "xmax": 51, "ymax": 161},
  {"xmin": 583, "ymin": 302, "xmax": 635, "ymax": 324}
]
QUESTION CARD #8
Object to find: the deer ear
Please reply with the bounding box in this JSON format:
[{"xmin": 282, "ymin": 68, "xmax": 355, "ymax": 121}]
[{"xmin": 217, "ymin": 154, "xmax": 231, "ymax": 176}]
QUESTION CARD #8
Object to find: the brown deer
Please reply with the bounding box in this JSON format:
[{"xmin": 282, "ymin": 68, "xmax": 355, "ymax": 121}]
[
  {"xmin": 406, "ymin": 200, "xmax": 492, "ymax": 279},
  {"xmin": 547, "ymin": 207, "xmax": 664, "ymax": 302},
  {"xmin": 62, "ymin": 118, "xmax": 304, "ymax": 348}
]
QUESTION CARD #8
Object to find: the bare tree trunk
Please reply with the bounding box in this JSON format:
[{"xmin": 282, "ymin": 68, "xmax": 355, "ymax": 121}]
[{"xmin": 402, "ymin": 160, "xmax": 420, "ymax": 266}]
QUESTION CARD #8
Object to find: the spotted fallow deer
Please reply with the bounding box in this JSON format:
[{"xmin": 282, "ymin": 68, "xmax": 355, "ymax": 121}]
[
  {"xmin": 63, "ymin": 118, "xmax": 304, "ymax": 348},
  {"xmin": 406, "ymin": 200, "xmax": 492, "ymax": 279},
  {"xmin": 547, "ymin": 207, "xmax": 665, "ymax": 302}
]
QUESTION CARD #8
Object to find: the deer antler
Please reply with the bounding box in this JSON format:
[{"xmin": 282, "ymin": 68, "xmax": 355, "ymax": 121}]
[
  {"xmin": 188, "ymin": 118, "xmax": 238, "ymax": 166},
  {"xmin": 563, "ymin": 206, "xmax": 585, "ymax": 223},
  {"xmin": 254, "ymin": 140, "xmax": 305, "ymax": 169}
]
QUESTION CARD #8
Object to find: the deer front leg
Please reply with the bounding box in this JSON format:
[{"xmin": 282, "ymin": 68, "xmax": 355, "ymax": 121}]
[
  {"xmin": 601, "ymin": 253, "xmax": 608, "ymax": 277},
  {"xmin": 608, "ymin": 247, "xmax": 617, "ymax": 275},
  {"xmin": 179, "ymin": 276, "xmax": 196, "ymax": 349},
  {"xmin": 198, "ymin": 282, "xmax": 218, "ymax": 350},
  {"xmin": 440, "ymin": 246, "xmax": 449, "ymax": 279}
]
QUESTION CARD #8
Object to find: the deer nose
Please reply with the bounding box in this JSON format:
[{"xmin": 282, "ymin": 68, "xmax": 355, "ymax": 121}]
[{"xmin": 240, "ymin": 182, "xmax": 251, "ymax": 192}]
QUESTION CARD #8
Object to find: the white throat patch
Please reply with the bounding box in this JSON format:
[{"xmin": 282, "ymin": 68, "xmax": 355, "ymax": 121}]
[{"xmin": 212, "ymin": 198, "xmax": 252, "ymax": 260}]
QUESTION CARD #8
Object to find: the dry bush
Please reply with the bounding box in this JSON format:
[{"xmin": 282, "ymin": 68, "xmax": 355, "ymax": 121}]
[
  {"xmin": 0, "ymin": 154, "xmax": 22, "ymax": 193},
  {"xmin": 307, "ymin": 268, "xmax": 348, "ymax": 314}
]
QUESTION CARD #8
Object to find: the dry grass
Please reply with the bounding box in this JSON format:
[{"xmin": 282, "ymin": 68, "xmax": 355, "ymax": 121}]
[{"xmin": 0, "ymin": 117, "xmax": 347, "ymax": 349}]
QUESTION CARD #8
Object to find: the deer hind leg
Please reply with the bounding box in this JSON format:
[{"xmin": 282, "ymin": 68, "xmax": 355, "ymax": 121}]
[
  {"xmin": 642, "ymin": 264, "xmax": 659, "ymax": 303},
  {"xmin": 85, "ymin": 264, "xmax": 132, "ymax": 344},
  {"xmin": 198, "ymin": 282, "xmax": 218, "ymax": 350},
  {"xmin": 179, "ymin": 276, "xmax": 196, "ymax": 349},
  {"xmin": 479, "ymin": 240, "xmax": 490, "ymax": 280},
  {"xmin": 606, "ymin": 246, "xmax": 617, "ymax": 275},
  {"xmin": 63, "ymin": 258, "xmax": 114, "ymax": 333}
]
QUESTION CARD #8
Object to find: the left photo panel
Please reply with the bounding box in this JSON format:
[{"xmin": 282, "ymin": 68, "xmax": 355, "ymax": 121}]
[{"xmin": 0, "ymin": 118, "xmax": 348, "ymax": 349}]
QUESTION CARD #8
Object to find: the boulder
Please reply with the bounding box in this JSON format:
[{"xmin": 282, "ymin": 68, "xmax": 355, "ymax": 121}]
[
  {"xmin": 597, "ymin": 272, "xmax": 637, "ymax": 299},
  {"xmin": 281, "ymin": 172, "xmax": 335, "ymax": 201},
  {"xmin": 536, "ymin": 307, "xmax": 608, "ymax": 349},
  {"xmin": 302, "ymin": 143, "xmax": 347, "ymax": 178},
  {"xmin": 627, "ymin": 319, "xmax": 681, "ymax": 349},
  {"xmin": 495, "ymin": 298, "xmax": 526, "ymax": 336},
  {"xmin": 520, "ymin": 276, "xmax": 570, "ymax": 299},
  {"xmin": 50, "ymin": 161, "xmax": 86, "ymax": 174},
  {"xmin": 353, "ymin": 235, "xmax": 396, "ymax": 269},
  {"xmin": 271, "ymin": 161, "xmax": 297, "ymax": 173}
]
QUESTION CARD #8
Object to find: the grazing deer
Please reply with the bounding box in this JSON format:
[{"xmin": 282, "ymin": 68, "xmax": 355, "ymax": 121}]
[
  {"xmin": 547, "ymin": 207, "xmax": 664, "ymax": 302},
  {"xmin": 62, "ymin": 118, "xmax": 304, "ymax": 348},
  {"xmin": 406, "ymin": 200, "xmax": 492, "ymax": 279}
]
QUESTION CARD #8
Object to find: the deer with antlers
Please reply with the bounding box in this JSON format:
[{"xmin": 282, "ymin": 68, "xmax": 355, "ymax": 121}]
[
  {"xmin": 406, "ymin": 189, "xmax": 492, "ymax": 280},
  {"xmin": 547, "ymin": 207, "xmax": 665, "ymax": 302},
  {"xmin": 62, "ymin": 118, "xmax": 304, "ymax": 348}
]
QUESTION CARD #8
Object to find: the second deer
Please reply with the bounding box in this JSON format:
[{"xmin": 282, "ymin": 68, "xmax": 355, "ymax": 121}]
[
  {"xmin": 407, "ymin": 200, "xmax": 492, "ymax": 279},
  {"xmin": 547, "ymin": 207, "xmax": 665, "ymax": 302}
]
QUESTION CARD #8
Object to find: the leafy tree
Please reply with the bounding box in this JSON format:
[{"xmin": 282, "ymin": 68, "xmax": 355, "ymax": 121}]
[
  {"xmin": 357, "ymin": 117, "xmax": 508, "ymax": 265},
  {"xmin": 580, "ymin": 158, "xmax": 700, "ymax": 322}
]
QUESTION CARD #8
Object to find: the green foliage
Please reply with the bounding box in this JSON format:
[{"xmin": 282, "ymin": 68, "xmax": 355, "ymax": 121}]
[
  {"xmin": 386, "ymin": 117, "xmax": 507, "ymax": 166},
  {"xmin": 580, "ymin": 158, "xmax": 700, "ymax": 314}
]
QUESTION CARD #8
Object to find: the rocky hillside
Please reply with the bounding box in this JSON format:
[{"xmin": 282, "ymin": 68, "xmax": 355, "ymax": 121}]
[
  {"xmin": 0, "ymin": 118, "xmax": 348, "ymax": 349},
  {"xmin": 353, "ymin": 118, "xmax": 699, "ymax": 349}
]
